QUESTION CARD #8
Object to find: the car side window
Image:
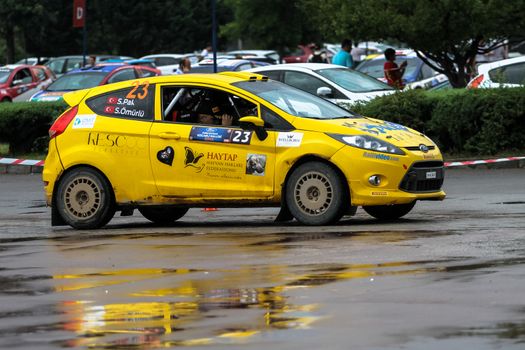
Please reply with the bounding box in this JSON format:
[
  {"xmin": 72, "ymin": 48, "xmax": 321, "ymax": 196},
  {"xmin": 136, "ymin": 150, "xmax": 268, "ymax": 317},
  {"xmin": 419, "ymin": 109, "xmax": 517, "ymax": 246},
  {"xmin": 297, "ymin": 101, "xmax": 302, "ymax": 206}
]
[
  {"xmin": 161, "ymin": 86, "xmax": 257, "ymax": 127},
  {"xmin": 107, "ymin": 69, "xmax": 137, "ymax": 84},
  {"xmin": 259, "ymin": 70, "xmax": 282, "ymax": 81},
  {"xmin": 236, "ymin": 63, "xmax": 253, "ymax": 71},
  {"xmin": 66, "ymin": 58, "xmax": 83, "ymax": 72},
  {"xmin": 261, "ymin": 106, "xmax": 293, "ymax": 131},
  {"xmin": 86, "ymin": 83, "xmax": 155, "ymax": 121},
  {"xmin": 47, "ymin": 59, "xmax": 65, "ymax": 74},
  {"xmin": 155, "ymin": 57, "xmax": 178, "ymax": 66},
  {"xmin": 13, "ymin": 68, "xmax": 33, "ymax": 84},
  {"xmin": 421, "ymin": 64, "xmax": 435, "ymax": 79},
  {"xmin": 33, "ymin": 67, "xmax": 47, "ymax": 81},
  {"xmin": 137, "ymin": 68, "xmax": 158, "ymax": 78},
  {"xmin": 283, "ymin": 71, "xmax": 329, "ymax": 96},
  {"xmin": 490, "ymin": 62, "xmax": 525, "ymax": 85}
]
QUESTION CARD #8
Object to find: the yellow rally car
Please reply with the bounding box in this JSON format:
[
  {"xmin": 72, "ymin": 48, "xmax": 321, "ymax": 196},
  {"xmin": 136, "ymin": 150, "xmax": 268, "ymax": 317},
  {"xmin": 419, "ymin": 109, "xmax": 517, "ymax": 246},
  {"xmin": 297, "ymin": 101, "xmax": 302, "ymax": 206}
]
[{"xmin": 43, "ymin": 72, "xmax": 445, "ymax": 229}]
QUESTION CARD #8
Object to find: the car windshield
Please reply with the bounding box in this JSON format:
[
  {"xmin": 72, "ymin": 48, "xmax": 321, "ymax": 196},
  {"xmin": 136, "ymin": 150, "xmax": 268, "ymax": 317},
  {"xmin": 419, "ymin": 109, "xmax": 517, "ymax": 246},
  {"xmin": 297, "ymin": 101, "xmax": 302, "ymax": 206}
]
[
  {"xmin": 0, "ymin": 69, "xmax": 12, "ymax": 84},
  {"xmin": 234, "ymin": 80, "xmax": 356, "ymax": 119},
  {"xmin": 357, "ymin": 57, "xmax": 419, "ymax": 79},
  {"xmin": 316, "ymin": 67, "xmax": 393, "ymax": 92},
  {"xmin": 46, "ymin": 72, "xmax": 106, "ymax": 91}
]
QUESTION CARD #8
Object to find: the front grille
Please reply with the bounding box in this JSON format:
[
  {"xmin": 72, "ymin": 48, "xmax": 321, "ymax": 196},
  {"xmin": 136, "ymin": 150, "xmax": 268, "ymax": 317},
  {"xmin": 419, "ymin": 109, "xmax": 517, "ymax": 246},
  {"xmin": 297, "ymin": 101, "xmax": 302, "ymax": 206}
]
[
  {"xmin": 399, "ymin": 162, "xmax": 444, "ymax": 193},
  {"xmin": 405, "ymin": 145, "xmax": 436, "ymax": 151}
]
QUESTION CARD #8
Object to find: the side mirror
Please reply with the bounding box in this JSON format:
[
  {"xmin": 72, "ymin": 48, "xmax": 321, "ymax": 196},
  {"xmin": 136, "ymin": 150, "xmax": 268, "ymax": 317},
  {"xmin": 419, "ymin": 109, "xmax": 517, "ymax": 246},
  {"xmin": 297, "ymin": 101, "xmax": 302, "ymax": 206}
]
[
  {"xmin": 317, "ymin": 86, "xmax": 333, "ymax": 98},
  {"xmin": 238, "ymin": 115, "xmax": 268, "ymax": 141}
]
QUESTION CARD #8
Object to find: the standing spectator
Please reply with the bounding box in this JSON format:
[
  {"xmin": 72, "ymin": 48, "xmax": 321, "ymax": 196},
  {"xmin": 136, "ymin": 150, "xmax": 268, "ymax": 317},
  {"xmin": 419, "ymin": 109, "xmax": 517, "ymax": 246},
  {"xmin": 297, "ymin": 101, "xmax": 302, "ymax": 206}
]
[
  {"xmin": 175, "ymin": 58, "xmax": 191, "ymax": 75},
  {"xmin": 307, "ymin": 44, "xmax": 329, "ymax": 63},
  {"xmin": 84, "ymin": 55, "xmax": 96, "ymax": 67},
  {"xmin": 350, "ymin": 42, "xmax": 365, "ymax": 68},
  {"xmin": 383, "ymin": 48, "xmax": 407, "ymax": 89},
  {"xmin": 332, "ymin": 39, "xmax": 353, "ymax": 68},
  {"xmin": 200, "ymin": 44, "xmax": 212, "ymax": 59}
]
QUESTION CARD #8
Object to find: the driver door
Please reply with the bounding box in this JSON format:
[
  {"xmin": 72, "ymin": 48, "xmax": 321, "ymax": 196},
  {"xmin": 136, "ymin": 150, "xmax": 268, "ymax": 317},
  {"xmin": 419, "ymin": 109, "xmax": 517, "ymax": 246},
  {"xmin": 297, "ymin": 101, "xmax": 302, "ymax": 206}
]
[{"xmin": 149, "ymin": 84, "xmax": 276, "ymax": 200}]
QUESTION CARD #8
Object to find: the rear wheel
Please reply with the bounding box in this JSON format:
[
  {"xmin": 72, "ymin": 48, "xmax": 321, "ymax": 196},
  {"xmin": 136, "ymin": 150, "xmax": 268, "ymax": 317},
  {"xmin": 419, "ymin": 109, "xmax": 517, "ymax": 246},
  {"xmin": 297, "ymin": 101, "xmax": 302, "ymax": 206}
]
[
  {"xmin": 363, "ymin": 202, "xmax": 416, "ymax": 220},
  {"xmin": 285, "ymin": 162, "xmax": 347, "ymax": 225},
  {"xmin": 56, "ymin": 167, "xmax": 115, "ymax": 229},
  {"xmin": 138, "ymin": 207, "xmax": 189, "ymax": 224}
]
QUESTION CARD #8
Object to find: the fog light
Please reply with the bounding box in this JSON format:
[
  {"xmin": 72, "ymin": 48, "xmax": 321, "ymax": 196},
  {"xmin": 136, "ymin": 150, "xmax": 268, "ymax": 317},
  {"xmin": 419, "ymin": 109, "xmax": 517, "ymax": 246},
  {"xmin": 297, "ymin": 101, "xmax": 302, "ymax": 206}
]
[{"xmin": 368, "ymin": 175, "xmax": 381, "ymax": 186}]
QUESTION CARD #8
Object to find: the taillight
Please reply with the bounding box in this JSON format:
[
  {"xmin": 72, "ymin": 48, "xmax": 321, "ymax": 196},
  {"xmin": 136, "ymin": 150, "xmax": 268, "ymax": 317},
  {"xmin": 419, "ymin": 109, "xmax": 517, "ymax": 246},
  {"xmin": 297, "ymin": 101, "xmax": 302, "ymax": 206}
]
[
  {"xmin": 49, "ymin": 105, "xmax": 78, "ymax": 139},
  {"xmin": 468, "ymin": 74, "xmax": 484, "ymax": 89}
]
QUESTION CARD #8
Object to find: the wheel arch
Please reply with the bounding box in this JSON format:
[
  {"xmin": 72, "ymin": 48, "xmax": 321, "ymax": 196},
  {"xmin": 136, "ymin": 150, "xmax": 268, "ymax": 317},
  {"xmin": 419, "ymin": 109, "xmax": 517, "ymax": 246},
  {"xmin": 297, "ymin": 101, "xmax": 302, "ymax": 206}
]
[{"xmin": 281, "ymin": 155, "xmax": 351, "ymax": 207}]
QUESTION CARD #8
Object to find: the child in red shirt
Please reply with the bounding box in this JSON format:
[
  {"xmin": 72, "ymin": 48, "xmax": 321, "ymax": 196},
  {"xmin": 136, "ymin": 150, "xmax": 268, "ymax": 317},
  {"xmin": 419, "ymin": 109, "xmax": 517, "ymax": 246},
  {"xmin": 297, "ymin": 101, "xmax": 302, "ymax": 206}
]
[{"xmin": 383, "ymin": 48, "xmax": 407, "ymax": 89}]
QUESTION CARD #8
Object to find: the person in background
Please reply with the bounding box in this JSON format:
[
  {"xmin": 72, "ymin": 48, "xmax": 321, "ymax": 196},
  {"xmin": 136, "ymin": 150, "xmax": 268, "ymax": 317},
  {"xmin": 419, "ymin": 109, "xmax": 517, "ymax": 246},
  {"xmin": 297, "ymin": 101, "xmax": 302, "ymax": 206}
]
[
  {"xmin": 200, "ymin": 44, "xmax": 212, "ymax": 60},
  {"xmin": 383, "ymin": 48, "xmax": 407, "ymax": 89},
  {"xmin": 350, "ymin": 42, "xmax": 365, "ymax": 68},
  {"xmin": 332, "ymin": 39, "xmax": 353, "ymax": 68},
  {"xmin": 175, "ymin": 58, "xmax": 191, "ymax": 74},
  {"xmin": 84, "ymin": 55, "xmax": 96, "ymax": 67},
  {"xmin": 307, "ymin": 44, "xmax": 329, "ymax": 63}
]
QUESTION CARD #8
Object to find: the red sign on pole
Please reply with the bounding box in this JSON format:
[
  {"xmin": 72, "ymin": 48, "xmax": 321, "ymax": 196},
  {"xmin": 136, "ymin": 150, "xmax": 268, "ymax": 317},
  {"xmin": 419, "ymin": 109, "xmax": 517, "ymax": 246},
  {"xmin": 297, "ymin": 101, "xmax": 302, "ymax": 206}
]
[{"xmin": 73, "ymin": 0, "xmax": 86, "ymax": 28}]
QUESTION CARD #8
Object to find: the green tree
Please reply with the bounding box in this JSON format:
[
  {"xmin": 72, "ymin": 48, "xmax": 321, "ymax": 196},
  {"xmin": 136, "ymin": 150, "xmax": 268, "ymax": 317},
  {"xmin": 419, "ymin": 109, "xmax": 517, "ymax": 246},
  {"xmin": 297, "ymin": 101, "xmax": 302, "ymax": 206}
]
[
  {"xmin": 306, "ymin": 0, "xmax": 525, "ymax": 87},
  {"xmin": 222, "ymin": 0, "xmax": 322, "ymax": 57}
]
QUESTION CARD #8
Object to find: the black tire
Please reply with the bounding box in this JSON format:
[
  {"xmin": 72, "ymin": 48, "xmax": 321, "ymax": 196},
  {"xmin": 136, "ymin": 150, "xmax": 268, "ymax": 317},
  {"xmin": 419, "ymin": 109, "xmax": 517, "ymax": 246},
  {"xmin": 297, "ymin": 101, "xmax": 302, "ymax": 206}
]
[
  {"xmin": 55, "ymin": 167, "xmax": 115, "ymax": 229},
  {"xmin": 363, "ymin": 202, "xmax": 416, "ymax": 220},
  {"xmin": 138, "ymin": 206, "xmax": 189, "ymax": 224},
  {"xmin": 285, "ymin": 162, "xmax": 347, "ymax": 225}
]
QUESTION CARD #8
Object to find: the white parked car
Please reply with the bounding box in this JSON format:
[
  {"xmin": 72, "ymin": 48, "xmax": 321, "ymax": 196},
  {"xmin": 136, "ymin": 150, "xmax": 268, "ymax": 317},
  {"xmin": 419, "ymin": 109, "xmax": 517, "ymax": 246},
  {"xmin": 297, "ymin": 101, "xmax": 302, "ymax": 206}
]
[
  {"xmin": 227, "ymin": 50, "xmax": 280, "ymax": 64},
  {"xmin": 140, "ymin": 54, "xmax": 199, "ymax": 75},
  {"xmin": 248, "ymin": 63, "xmax": 394, "ymax": 106},
  {"xmin": 468, "ymin": 55, "xmax": 525, "ymax": 88}
]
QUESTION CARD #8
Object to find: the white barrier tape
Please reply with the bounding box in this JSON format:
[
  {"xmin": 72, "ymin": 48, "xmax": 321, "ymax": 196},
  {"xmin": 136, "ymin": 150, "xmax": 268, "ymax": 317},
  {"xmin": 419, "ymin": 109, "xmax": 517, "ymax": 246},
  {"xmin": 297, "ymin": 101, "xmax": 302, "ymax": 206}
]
[
  {"xmin": 2, "ymin": 156, "xmax": 524, "ymax": 169},
  {"xmin": 0, "ymin": 157, "xmax": 45, "ymax": 167},
  {"xmin": 444, "ymin": 156, "xmax": 525, "ymax": 167}
]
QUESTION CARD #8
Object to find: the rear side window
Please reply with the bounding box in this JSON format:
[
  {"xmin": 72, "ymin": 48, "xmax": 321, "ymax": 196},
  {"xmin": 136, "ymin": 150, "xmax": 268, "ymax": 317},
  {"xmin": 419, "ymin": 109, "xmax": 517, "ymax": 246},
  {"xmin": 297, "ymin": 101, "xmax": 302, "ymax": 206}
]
[
  {"xmin": 489, "ymin": 62, "xmax": 525, "ymax": 85},
  {"xmin": 86, "ymin": 82, "xmax": 155, "ymax": 120},
  {"xmin": 107, "ymin": 68, "xmax": 137, "ymax": 84}
]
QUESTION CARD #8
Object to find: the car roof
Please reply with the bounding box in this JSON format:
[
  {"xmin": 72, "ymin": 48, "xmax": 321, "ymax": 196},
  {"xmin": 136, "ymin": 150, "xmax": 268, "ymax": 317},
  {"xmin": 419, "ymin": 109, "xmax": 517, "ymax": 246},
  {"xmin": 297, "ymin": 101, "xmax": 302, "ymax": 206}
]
[
  {"xmin": 477, "ymin": 55, "xmax": 525, "ymax": 73},
  {"xmin": 66, "ymin": 64, "xmax": 132, "ymax": 75},
  {"xmin": 249, "ymin": 63, "xmax": 344, "ymax": 71},
  {"xmin": 140, "ymin": 54, "xmax": 185, "ymax": 59},
  {"xmin": 228, "ymin": 50, "xmax": 277, "ymax": 56}
]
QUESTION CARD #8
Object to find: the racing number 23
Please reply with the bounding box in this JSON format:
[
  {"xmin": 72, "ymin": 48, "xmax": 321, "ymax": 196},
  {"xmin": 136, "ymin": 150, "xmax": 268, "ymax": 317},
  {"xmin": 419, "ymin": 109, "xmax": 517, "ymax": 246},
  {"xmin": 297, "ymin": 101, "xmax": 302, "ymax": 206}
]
[
  {"xmin": 126, "ymin": 81, "xmax": 149, "ymax": 100},
  {"xmin": 231, "ymin": 130, "xmax": 252, "ymax": 145}
]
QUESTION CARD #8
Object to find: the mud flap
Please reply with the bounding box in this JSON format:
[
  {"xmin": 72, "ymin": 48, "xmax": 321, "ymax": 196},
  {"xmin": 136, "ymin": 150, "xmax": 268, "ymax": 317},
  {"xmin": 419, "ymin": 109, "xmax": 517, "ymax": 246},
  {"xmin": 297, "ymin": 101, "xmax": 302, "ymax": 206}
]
[{"xmin": 51, "ymin": 205, "xmax": 67, "ymax": 226}]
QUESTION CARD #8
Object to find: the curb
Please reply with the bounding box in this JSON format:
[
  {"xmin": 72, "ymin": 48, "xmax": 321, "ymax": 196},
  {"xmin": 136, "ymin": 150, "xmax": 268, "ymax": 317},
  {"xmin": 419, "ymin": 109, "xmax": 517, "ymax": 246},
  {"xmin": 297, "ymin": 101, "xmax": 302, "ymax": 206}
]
[{"xmin": 1, "ymin": 156, "xmax": 525, "ymax": 175}]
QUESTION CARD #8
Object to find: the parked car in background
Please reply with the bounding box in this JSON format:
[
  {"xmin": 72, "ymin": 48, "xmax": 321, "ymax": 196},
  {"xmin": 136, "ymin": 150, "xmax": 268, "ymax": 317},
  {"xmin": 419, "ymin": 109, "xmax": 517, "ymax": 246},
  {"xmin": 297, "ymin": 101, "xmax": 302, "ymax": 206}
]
[
  {"xmin": 103, "ymin": 58, "xmax": 157, "ymax": 69},
  {"xmin": 227, "ymin": 50, "xmax": 280, "ymax": 64},
  {"xmin": 356, "ymin": 52, "xmax": 448, "ymax": 89},
  {"xmin": 282, "ymin": 44, "xmax": 315, "ymax": 63},
  {"xmin": 140, "ymin": 54, "xmax": 200, "ymax": 75},
  {"xmin": 15, "ymin": 57, "xmax": 52, "ymax": 65},
  {"xmin": 191, "ymin": 59, "xmax": 270, "ymax": 73},
  {"xmin": 30, "ymin": 64, "xmax": 160, "ymax": 102},
  {"xmin": 45, "ymin": 55, "xmax": 122, "ymax": 77},
  {"xmin": 0, "ymin": 64, "xmax": 55, "ymax": 102},
  {"xmin": 248, "ymin": 63, "xmax": 394, "ymax": 106},
  {"xmin": 467, "ymin": 55, "xmax": 525, "ymax": 88}
]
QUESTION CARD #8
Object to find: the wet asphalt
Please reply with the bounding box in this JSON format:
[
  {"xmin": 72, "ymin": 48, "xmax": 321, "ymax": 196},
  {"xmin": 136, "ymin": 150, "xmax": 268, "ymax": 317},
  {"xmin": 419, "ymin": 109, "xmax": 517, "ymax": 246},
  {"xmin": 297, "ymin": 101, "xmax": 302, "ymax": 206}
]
[{"xmin": 0, "ymin": 168, "xmax": 524, "ymax": 349}]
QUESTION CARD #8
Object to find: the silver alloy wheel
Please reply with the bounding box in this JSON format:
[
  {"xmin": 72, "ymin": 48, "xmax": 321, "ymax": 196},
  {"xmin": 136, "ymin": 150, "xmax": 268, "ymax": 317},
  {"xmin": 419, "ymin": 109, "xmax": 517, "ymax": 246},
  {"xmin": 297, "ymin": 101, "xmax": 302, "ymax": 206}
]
[
  {"xmin": 64, "ymin": 176, "xmax": 101, "ymax": 219},
  {"xmin": 294, "ymin": 171, "xmax": 333, "ymax": 216}
]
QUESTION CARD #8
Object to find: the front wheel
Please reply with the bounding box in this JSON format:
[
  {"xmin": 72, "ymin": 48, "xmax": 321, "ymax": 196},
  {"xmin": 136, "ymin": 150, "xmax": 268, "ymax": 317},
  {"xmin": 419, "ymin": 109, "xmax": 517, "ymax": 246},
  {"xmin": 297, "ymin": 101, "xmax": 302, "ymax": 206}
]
[
  {"xmin": 138, "ymin": 207, "xmax": 189, "ymax": 224},
  {"xmin": 285, "ymin": 162, "xmax": 347, "ymax": 225},
  {"xmin": 362, "ymin": 202, "xmax": 416, "ymax": 220},
  {"xmin": 55, "ymin": 167, "xmax": 115, "ymax": 229}
]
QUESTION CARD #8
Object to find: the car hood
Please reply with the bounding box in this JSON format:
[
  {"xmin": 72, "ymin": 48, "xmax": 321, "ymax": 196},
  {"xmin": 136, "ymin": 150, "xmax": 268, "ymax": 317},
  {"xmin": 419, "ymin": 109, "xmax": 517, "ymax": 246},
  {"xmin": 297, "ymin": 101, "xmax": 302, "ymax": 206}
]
[{"xmin": 292, "ymin": 116, "xmax": 434, "ymax": 147}]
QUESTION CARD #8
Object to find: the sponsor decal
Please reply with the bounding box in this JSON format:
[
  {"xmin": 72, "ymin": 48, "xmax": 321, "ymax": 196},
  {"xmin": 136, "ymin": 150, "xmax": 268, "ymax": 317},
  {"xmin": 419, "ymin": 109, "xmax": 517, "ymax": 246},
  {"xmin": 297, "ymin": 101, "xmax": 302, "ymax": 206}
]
[
  {"xmin": 87, "ymin": 132, "xmax": 147, "ymax": 156},
  {"xmin": 423, "ymin": 154, "xmax": 436, "ymax": 159},
  {"xmin": 363, "ymin": 151, "xmax": 399, "ymax": 161},
  {"xmin": 246, "ymin": 154, "xmax": 266, "ymax": 176},
  {"xmin": 189, "ymin": 126, "xmax": 252, "ymax": 145},
  {"xmin": 72, "ymin": 114, "xmax": 97, "ymax": 129},
  {"xmin": 184, "ymin": 146, "xmax": 205, "ymax": 172},
  {"xmin": 157, "ymin": 146, "xmax": 174, "ymax": 166},
  {"xmin": 276, "ymin": 132, "xmax": 303, "ymax": 147},
  {"xmin": 107, "ymin": 97, "xmax": 136, "ymax": 106},
  {"xmin": 371, "ymin": 191, "xmax": 388, "ymax": 196}
]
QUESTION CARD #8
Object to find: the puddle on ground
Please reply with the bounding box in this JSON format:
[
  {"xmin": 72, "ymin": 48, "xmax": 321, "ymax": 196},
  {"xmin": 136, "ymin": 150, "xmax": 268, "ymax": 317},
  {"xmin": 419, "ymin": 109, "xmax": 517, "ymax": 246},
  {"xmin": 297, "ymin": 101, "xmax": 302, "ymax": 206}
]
[{"xmin": 1, "ymin": 230, "xmax": 524, "ymax": 348}]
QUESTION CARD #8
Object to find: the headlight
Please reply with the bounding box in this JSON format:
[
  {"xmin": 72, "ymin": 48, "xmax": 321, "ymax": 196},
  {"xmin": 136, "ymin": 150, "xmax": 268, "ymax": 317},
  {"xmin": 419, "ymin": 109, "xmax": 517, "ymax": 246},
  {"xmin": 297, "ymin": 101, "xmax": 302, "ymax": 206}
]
[{"xmin": 328, "ymin": 134, "xmax": 405, "ymax": 155}]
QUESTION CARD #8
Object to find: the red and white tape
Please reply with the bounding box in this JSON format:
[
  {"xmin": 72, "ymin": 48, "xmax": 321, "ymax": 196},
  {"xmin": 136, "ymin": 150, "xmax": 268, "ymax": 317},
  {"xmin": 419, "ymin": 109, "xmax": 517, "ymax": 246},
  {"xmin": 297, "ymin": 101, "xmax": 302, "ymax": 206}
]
[
  {"xmin": 2, "ymin": 156, "xmax": 525, "ymax": 169},
  {"xmin": 444, "ymin": 156, "xmax": 525, "ymax": 167},
  {"xmin": 0, "ymin": 157, "xmax": 45, "ymax": 167}
]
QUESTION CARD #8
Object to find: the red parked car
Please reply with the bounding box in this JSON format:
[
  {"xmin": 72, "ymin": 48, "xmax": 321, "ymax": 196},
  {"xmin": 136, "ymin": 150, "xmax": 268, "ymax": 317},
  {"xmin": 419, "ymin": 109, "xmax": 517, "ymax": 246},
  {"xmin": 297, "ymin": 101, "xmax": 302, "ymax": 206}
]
[
  {"xmin": 282, "ymin": 44, "xmax": 315, "ymax": 63},
  {"xmin": 0, "ymin": 64, "xmax": 56, "ymax": 102}
]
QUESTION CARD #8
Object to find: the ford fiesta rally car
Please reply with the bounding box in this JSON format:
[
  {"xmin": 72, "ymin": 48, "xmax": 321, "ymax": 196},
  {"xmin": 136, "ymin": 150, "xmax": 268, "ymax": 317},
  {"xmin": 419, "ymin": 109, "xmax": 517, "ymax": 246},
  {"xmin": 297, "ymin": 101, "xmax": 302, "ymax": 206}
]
[{"xmin": 43, "ymin": 72, "xmax": 445, "ymax": 229}]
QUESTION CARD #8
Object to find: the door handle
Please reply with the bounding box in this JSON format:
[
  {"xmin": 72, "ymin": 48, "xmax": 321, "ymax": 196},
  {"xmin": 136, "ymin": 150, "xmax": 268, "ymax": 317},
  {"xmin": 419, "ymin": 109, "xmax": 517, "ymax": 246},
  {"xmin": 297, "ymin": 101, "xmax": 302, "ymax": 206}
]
[{"xmin": 158, "ymin": 132, "xmax": 180, "ymax": 140}]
